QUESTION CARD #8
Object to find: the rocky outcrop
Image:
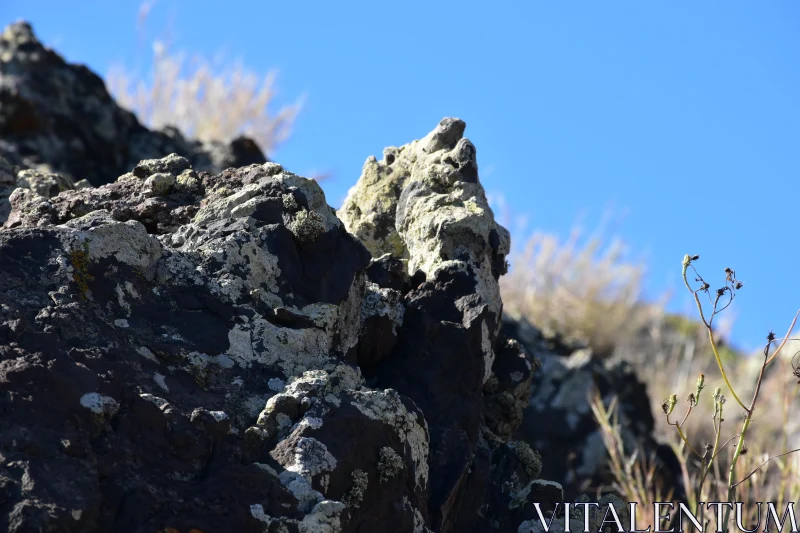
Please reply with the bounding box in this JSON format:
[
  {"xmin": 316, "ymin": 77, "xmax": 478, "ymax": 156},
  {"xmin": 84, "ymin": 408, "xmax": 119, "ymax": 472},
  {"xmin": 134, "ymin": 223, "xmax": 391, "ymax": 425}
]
[
  {"xmin": 0, "ymin": 157, "xmax": 80, "ymax": 222},
  {"xmin": 0, "ymin": 156, "xmax": 399, "ymax": 532},
  {"xmin": 0, "ymin": 113, "xmax": 558, "ymax": 532},
  {"xmin": 0, "ymin": 21, "xmax": 267, "ymax": 223},
  {"xmin": 0, "ymin": 19, "xmax": 679, "ymax": 533}
]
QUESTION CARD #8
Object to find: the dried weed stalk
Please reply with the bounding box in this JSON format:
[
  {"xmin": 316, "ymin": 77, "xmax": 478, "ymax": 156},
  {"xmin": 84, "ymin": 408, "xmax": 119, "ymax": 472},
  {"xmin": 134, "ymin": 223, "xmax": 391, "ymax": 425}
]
[{"xmin": 658, "ymin": 255, "xmax": 800, "ymax": 532}]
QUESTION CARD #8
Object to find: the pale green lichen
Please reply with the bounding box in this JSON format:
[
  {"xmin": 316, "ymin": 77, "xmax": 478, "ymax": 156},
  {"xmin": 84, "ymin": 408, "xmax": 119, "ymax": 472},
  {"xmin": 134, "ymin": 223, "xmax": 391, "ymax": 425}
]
[
  {"xmin": 350, "ymin": 389, "xmax": 429, "ymax": 490},
  {"xmin": 508, "ymin": 440, "xmax": 542, "ymax": 479},
  {"xmin": 339, "ymin": 119, "xmax": 510, "ymax": 385},
  {"xmin": 377, "ymin": 446, "xmax": 404, "ymax": 483},
  {"xmin": 144, "ymin": 172, "xmax": 176, "ymax": 196},
  {"xmin": 343, "ymin": 469, "xmax": 369, "ymax": 508},
  {"xmin": 288, "ymin": 209, "xmax": 325, "ymax": 242},
  {"xmin": 175, "ymin": 168, "xmax": 200, "ymax": 192},
  {"xmin": 282, "ymin": 192, "xmax": 299, "ymax": 210}
]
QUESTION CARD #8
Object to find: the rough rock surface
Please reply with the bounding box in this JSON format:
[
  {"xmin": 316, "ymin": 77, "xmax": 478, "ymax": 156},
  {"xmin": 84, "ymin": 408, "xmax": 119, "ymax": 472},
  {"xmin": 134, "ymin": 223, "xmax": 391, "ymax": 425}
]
[
  {"xmin": 0, "ymin": 19, "xmax": 679, "ymax": 532},
  {"xmin": 0, "ymin": 156, "xmax": 79, "ymax": 222},
  {"xmin": 0, "ymin": 22, "xmax": 267, "ymax": 223},
  {"xmin": 0, "ymin": 114, "xmax": 558, "ymax": 532},
  {"xmin": 341, "ymin": 117, "xmax": 524, "ymax": 531},
  {"xmin": 505, "ymin": 316, "xmax": 682, "ymax": 499}
]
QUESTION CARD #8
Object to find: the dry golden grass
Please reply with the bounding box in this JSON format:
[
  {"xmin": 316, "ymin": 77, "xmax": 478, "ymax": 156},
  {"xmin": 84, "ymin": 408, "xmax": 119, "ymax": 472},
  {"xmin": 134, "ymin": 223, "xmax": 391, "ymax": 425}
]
[
  {"xmin": 105, "ymin": 3, "xmax": 302, "ymax": 156},
  {"xmin": 505, "ymin": 215, "xmax": 800, "ymax": 528},
  {"xmin": 589, "ymin": 391, "xmax": 673, "ymax": 530},
  {"xmin": 500, "ymin": 223, "xmax": 665, "ymax": 358},
  {"xmin": 588, "ymin": 255, "xmax": 800, "ymax": 533},
  {"xmin": 592, "ymin": 389, "xmax": 800, "ymax": 532}
]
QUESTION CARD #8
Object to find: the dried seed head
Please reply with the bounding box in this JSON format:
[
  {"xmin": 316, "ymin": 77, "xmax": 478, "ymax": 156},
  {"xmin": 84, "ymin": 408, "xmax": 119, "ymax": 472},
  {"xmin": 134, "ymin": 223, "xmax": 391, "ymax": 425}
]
[
  {"xmin": 665, "ymin": 394, "xmax": 678, "ymax": 416},
  {"xmin": 694, "ymin": 374, "xmax": 705, "ymax": 404}
]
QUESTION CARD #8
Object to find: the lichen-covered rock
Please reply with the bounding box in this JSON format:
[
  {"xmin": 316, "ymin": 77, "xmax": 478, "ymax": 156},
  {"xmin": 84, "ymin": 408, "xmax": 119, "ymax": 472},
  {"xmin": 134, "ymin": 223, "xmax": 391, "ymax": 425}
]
[
  {"xmin": 340, "ymin": 117, "xmax": 510, "ymax": 320},
  {"xmin": 0, "ymin": 28, "xmax": 669, "ymax": 529},
  {"xmin": 505, "ymin": 316, "xmax": 682, "ymax": 499},
  {"xmin": 0, "ymin": 156, "xmax": 76, "ymax": 224},
  {"xmin": 0, "ymin": 127, "xmax": 534, "ymax": 531},
  {"xmin": 0, "ymin": 21, "xmax": 267, "ymax": 202},
  {"xmin": 483, "ymin": 331, "xmax": 539, "ymax": 439},
  {"xmin": 0, "ymin": 154, "xmax": 387, "ymax": 532},
  {"xmin": 344, "ymin": 119, "xmax": 523, "ymax": 532},
  {"xmin": 258, "ymin": 372, "xmax": 431, "ymax": 531}
]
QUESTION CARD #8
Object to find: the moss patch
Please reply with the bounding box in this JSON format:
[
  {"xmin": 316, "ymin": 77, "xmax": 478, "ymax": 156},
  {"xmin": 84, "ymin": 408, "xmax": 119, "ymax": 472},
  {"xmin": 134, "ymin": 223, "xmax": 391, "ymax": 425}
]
[{"xmin": 69, "ymin": 240, "xmax": 94, "ymax": 299}]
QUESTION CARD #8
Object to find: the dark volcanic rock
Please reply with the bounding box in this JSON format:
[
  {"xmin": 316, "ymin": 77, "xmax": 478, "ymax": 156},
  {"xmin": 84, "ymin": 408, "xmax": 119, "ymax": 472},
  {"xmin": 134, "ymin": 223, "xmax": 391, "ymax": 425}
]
[
  {"xmin": 341, "ymin": 118, "xmax": 554, "ymax": 533},
  {"xmin": 505, "ymin": 316, "xmax": 682, "ymax": 500},
  {"xmin": 0, "ymin": 108, "xmax": 540, "ymax": 532},
  {"xmin": 0, "ymin": 19, "xmax": 676, "ymax": 529},
  {"xmin": 0, "ymin": 21, "xmax": 266, "ymax": 200},
  {"xmin": 0, "ymin": 154, "xmax": 428, "ymax": 532}
]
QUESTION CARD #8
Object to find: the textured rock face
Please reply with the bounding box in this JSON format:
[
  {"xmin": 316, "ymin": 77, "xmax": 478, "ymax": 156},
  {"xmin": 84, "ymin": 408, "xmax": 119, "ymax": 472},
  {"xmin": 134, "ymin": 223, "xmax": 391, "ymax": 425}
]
[
  {"xmin": 340, "ymin": 117, "xmax": 510, "ymax": 320},
  {"xmin": 0, "ymin": 112, "xmax": 551, "ymax": 532},
  {"xmin": 342, "ymin": 118, "xmax": 524, "ymax": 531},
  {"xmin": 505, "ymin": 316, "xmax": 681, "ymax": 499},
  {"xmin": 0, "ymin": 156, "xmax": 406, "ymax": 532},
  {"xmin": 0, "ymin": 19, "xmax": 676, "ymax": 532},
  {"xmin": 0, "ymin": 21, "xmax": 267, "ymax": 223}
]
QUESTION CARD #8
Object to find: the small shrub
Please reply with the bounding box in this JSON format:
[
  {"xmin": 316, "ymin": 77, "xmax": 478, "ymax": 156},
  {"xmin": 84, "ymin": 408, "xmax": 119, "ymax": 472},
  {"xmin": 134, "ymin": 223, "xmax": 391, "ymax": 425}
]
[
  {"xmin": 500, "ymin": 223, "xmax": 664, "ymax": 358},
  {"xmin": 105, "ymin": 4, "xmax": 302, "ymax": 156}
]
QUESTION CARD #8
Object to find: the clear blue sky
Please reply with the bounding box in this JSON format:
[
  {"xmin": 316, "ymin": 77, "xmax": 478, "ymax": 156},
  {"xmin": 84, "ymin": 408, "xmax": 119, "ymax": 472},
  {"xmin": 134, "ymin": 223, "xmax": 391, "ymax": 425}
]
[{"xmin": 4, "ymin": 0, "xmax": 799, "ymax": 354}]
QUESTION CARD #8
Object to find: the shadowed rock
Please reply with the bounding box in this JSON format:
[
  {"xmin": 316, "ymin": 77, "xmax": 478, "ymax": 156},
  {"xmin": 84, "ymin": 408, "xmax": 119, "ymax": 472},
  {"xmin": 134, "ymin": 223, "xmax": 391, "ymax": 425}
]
[{"xmin": 0, "ymin": 19, "xmax": 677, "ymax": 531}]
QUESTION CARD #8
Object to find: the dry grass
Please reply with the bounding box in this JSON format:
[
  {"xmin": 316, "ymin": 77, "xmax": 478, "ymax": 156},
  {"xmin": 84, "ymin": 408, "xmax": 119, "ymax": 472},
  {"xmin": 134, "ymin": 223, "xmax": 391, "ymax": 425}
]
[
  {"xmin": 500, "ymin": 222, "xmax": 665, "ymax": 358},
  {"xmin": 105, "ymin": 3, "xmax": 302, "ymax": 156},
  {"xmin": 588, "ymin": 255, "xmax": 800, "ymax": 533},
  {"xmin": 589, "ymin": 390, "xmax": 673, "ymax": 530},
  {"xmin": 591, "ymin": 389, "xmax": 800, "ymax": 532},
  {"xmin": 505, "ymin": 216, "xmax": 800, "ymax": 529}
]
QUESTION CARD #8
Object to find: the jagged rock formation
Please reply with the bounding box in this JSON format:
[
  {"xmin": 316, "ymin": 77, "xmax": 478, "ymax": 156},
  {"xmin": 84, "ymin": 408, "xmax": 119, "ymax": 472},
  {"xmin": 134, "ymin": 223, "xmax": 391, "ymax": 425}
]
[
  {"xmin": 0, "ymin": 121, "xmax": 559, "ymax": 532},
  {"xmin": 0, "ymin": 21, "xmax": 267, "ymax": 224},
  {"xmin": 0, "ymin": 20, "xmax": 679, "ymax": 533}
]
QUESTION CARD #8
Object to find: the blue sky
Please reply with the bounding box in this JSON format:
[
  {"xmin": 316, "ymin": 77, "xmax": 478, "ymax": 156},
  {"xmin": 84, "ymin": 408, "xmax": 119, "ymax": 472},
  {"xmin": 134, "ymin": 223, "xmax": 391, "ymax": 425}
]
[{"xmin": 4, "ymin": 0, "xmax": 799, "ymax": 354}]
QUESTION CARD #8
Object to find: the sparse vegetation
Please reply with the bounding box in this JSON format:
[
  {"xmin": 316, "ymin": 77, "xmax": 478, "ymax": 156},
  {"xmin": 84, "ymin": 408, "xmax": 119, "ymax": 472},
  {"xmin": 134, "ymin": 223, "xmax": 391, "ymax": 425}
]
[
  {"xmin": 589, "ymin": 391, "xmax": 673, "ymax": 531},
  {"xmin": 500, "ymin": 223, "xmax": 665, "ymax": 358},
  {"xmin": 591, "ymin": 255, "xmax": 800, "ymax": 532},
  {"xmin": 105, "ymin": 3, "xmax": 302, "ymax": 156}
]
